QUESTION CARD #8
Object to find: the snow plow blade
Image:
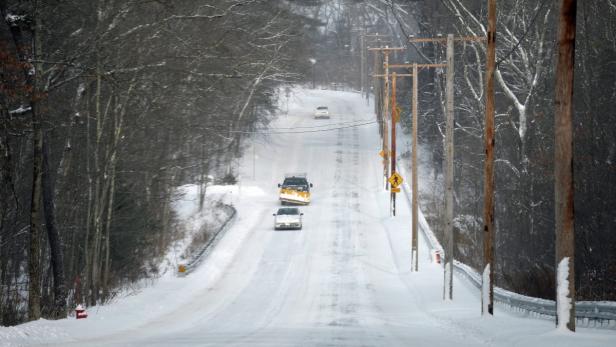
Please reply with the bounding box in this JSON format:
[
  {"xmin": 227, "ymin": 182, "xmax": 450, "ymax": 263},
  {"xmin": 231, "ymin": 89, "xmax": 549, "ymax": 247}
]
[{"xmin": 279, "ymin": 188, "xmax": 311, "ymax": 205}]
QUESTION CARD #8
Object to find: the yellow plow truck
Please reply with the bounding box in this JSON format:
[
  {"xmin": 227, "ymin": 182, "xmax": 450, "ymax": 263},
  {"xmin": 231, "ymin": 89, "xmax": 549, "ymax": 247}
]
[{"xmin": 278, "ymin": 173, "xmax": 313, "ymax": 205}]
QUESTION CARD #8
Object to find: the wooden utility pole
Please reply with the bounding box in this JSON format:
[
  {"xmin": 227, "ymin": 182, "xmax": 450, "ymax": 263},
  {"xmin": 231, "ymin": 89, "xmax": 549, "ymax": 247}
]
[
  {"xmin": 411, "ymin": 63, "xmax": 419, "ymax": 271},
  {"xmin": 373, "ymin": 50, "xmax": 380, "ymax": 115},
  {"xmin": 365, "ymin": 34, "xmax": 390, "ymax": 103},
  {"xmin": 383, "ymin": 51, "xmax": 390, "ymax": 189},
  {"xmin": 444, "ymin": 34, "xmax": 455, "ymax": 300},
  {"xmin": 391, "ymin": 72, "xmax": 398, "ymax": 215},
  {"xmin": 388, "ymin": 62, "xmax": 446, "ymax": 271},
  {"xmin": 483, "ymin": 0, "xmax": 497, "ymax": 316},
  {"xmin": 406, "ymin": 36, "xmax": 483, "ymax": 281},
  {"xmin": 369, "ymin": 47, "xmax": 404, "ymax": 190},
  {"xmin": 360, "ymin": 33, "xmax": 366, "ymax": 98},
  {"xmin": 554, "ymin": 0, "xmax": 577, "ymax": 332},
  {"xmin": 371, "ymin": 69, "xmax": 413, "ymax": 218}
]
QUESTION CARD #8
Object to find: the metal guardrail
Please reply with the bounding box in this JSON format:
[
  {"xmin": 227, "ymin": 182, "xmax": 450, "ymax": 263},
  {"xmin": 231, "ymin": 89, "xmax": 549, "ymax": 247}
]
[
  {"xmin": 454, "ymin": 261, "xmax": 616, "ymax": 327},
  {"xmin": 180, "ymin": 205, "xmax": 237, "ymax": 275},
  {"xmin": 396, "ymin": 164, "xmax": 616, "ymax": 328}
]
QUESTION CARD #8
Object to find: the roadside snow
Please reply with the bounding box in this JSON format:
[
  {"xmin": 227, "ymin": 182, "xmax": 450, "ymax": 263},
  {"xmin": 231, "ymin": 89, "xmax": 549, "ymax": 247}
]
[
  {"xmin": 1, "ymin": 87, "xmax": 615, "ymax": 347},
  {"xmin": 557, "ymin": 257, "xmax": 572, "ymax": 330},
  {"xmin": 159, "ymin": 184, "xmax": 235, "ymax": 277},
  {"xmin": 0, "ymin": 183, "xmax": 241, "ymax": 346},
  {"xmin": 483, "ymin": 263, "xmax": 491, "ymax": 316}
]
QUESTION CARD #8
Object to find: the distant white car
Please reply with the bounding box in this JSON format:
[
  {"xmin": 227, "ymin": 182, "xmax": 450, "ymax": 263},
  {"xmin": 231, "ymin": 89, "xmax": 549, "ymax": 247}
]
[
  {"xmin": 314, "ymin": 106, "xmax": 330, "ymax": 119},
  {"xmin": 273, "ymin": 207, "xmax": 303, "ymax": 230}
]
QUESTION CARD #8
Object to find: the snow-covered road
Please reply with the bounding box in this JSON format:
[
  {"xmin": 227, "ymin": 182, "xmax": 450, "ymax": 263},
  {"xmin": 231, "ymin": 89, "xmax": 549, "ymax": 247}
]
[{"xmin": 2, "ymin": 88, "xmax": 614, "ymax": 346}]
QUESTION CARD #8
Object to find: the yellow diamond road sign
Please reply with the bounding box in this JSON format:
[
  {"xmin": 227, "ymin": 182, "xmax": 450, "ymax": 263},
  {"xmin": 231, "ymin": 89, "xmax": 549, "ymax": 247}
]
[{"xmin": 388, "ymin": 172, "xmax": 403, "ymax": 188}]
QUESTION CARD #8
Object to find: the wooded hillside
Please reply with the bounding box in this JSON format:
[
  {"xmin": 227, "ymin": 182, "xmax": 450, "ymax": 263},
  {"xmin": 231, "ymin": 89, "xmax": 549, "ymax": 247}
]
[
  {"xmin": 1, "ymin": 0, "xmax": 615, "ymax": 327},
  {"xmin": 0, "ymin": 0, "xmax": 319, "ymax": 325},
  {"xmin": 354, "ymin": 0, "xmax": 616, "ymax": 302}
]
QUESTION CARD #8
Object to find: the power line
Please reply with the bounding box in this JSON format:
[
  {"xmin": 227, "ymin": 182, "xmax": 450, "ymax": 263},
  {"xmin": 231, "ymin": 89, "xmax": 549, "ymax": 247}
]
[
  {"xmin": 496, "ymin": 1, "xmax": 549, "ymax": 67},
  {"xmin": 197, "ymin": 118, "xmax": 377, "ymax": 134},
  {"xmin": 260, "ymin": 117, "xmax": 376, "ymax": 130},
  {"xmin": 224, "ymin": 120, "xmax": 377, "ymax": 135}
]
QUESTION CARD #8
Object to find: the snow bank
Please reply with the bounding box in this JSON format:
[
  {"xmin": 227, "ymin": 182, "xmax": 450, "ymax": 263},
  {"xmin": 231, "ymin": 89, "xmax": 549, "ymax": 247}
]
[
  {"xmin": 482, "ymin": 263, "xmax": 491, "ymax": 316},
  {"xmin": 557, "ymin": 257, "xmax": 572, "ymax": 330},
  {"xmin": 396, "ymin": 159, "xmax": 444, "ymax": 255},
  {"xmin": 158, "ymin": 184, "xmax": 236, "ymax": 277}
]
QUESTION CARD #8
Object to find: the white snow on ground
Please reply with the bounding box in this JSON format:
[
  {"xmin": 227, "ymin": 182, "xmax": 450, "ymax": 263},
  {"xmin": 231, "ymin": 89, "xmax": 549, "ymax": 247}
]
[
  {"xmin": 396, "ymin": 161, "xmax": 444, "ymax": 255},
  {"xmin": 1, "ymin": 88, "xmax": 615, "ymax": 346},
  {"xmin": 483, "ymin": 264, "xmax": 491, "ymax": 316},
  {"xmin": 159, "ymin": 184, "xmax": 236, "ymax": 277},
  {"xmin": 557, "ymin": 257, "xmax": 572, "ymax": 330}
]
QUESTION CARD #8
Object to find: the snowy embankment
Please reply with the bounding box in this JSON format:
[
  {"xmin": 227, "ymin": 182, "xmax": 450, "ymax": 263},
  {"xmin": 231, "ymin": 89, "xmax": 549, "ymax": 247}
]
[
  {"xmin": 162, "ymin": 184, "xmax": 236, "ymax": 276},
  {"xmin": 395, "ymin": 124, "xmax": 616, "ymax": 328},
  {"xmin": 0, "ymin": 183, "xmax": 241, "ymax": 346}
]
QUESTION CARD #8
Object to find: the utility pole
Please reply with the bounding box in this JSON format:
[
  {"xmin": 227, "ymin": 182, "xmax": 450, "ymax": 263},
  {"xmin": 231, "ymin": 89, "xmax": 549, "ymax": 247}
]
[
  {"xmin": 371, "ymin": 68, "xmax": 412, "ymax": 217},
  {"xmin": 360, "ymin": 33, "xmax": 366, "ymax": 98},
  {"xmin": 383, "ymin": 51, "xmax": 390, "ymax": 190},
  {"xmin": 391, "ymin": 72, "xmax": 397, "ymax": 215},
  {"xmin": 366, "ymin": 34, "xmax": 391, "ymax": 104},
  {"xmin": 373, "ymin": 50, "xmax": 380, "ymax": 115},
  {"xmin": 369, "ymin": 47, "xmax": 405, "ymax": 190},
  {"xmin": 389, "ymin": 62, "xmax": 446, "ymax": 271},
  {"xmin": 444, "ymin": 34, "xmax": 455, "ymax": 299},
  {"xmin": 554, "ymin": 0, "xmax": 577, "ymax": 332},
  {"xmin": 411, "ymin": 63, "xmax": 419, "ymax": 271},
  {"xmin": 405, "ymin": 35, "xmax": 484, "ymax": 281},
  {"xmin": 483, "ymin": 0, "xmax": 497, "ymax": 316}
]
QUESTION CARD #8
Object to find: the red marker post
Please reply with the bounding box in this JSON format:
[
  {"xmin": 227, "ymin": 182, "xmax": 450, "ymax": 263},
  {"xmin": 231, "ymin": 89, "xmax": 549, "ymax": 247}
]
[{"xmin": 75, "ymin": 304, "xmax": 88, "ymax": 319}]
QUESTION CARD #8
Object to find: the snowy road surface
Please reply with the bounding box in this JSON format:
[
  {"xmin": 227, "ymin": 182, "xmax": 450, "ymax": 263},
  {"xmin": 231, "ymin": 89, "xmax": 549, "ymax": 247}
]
[{"xmin": 2, "ymin": 89, "xmax": 615, "ymax": 346}]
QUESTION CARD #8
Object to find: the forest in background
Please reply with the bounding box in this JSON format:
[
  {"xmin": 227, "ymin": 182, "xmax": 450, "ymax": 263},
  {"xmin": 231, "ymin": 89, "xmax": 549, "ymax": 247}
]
[
  {"xmin": 1, "ymin": 0, "xmax": 615, "ymax": 327},
  {"xmin": 0, "ymin": 0, "xmax": 326, "ymax": 325},
  {"xmin": 356, "ymin": 0, "xmax": 616, "ymax": 303}
]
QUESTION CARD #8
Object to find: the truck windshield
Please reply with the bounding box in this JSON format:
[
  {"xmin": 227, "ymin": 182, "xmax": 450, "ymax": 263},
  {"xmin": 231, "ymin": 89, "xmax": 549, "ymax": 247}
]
[{"xmin": 283, "ymin": 177, "xmax": 307, "ymax": 187}]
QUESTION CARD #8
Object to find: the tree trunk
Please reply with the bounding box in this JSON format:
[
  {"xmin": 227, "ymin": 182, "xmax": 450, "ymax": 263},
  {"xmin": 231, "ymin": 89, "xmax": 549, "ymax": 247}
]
[
  {"xmin": 42, "ymin": 134, "xmax": 67, "ymax": 319},
  {"xmin": 102, "ymin": 161, "xmax": 116, "ymax": 301},
  {"xmin": 28, "ymin": 111, "xmax": 43, "ymax": 321},
  {"xmin": 28, "ymin": 5, "xmax": 44, "ymax": 321}
]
